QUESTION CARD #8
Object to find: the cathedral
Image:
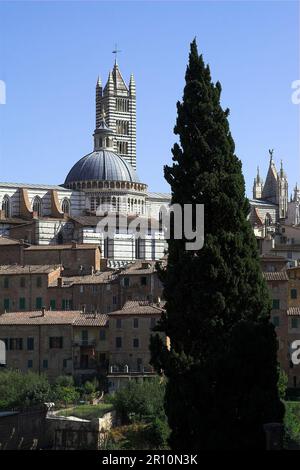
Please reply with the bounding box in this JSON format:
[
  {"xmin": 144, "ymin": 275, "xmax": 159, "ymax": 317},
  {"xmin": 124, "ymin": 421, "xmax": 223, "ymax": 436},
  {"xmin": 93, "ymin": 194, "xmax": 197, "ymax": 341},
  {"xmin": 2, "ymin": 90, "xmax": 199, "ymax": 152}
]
[
  {"xmin": 250, "ymin": 149, "xmax": 299, "ymax": 238},
  {"xmin": 0, "ymin": 60, "xmax": 170, "ymax": 264},
  {"xmin": 0, "ymin": 60, "xmax": 298, "ymax": 262}
]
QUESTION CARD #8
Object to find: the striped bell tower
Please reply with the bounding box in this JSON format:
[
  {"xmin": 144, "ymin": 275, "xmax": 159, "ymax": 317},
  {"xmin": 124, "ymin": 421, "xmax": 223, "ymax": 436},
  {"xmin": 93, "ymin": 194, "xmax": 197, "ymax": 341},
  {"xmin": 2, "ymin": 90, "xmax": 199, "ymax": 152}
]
[{"xmin": 95, "ymin": 60, "xmax": 137, "ymax": 169}]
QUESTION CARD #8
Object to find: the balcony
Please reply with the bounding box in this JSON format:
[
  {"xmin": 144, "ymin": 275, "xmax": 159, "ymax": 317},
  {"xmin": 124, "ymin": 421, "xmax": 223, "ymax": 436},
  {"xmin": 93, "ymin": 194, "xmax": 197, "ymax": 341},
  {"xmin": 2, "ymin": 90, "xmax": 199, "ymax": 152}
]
[
  {"xmin": 72, "ymin": 339, "xmax": 96, "ymax": 347},
  {"xmin": 108, "ymin": 364, "xmax": 155, "ymax": 376}
]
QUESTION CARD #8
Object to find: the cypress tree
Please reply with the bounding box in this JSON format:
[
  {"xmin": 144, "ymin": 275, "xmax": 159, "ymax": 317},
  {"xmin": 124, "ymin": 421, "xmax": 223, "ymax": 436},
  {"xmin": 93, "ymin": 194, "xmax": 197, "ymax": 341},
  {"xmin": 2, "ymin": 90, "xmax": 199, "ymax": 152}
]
[{"xmin": 150, "ymin": 39, "xmax": 284, "ymax": 450}]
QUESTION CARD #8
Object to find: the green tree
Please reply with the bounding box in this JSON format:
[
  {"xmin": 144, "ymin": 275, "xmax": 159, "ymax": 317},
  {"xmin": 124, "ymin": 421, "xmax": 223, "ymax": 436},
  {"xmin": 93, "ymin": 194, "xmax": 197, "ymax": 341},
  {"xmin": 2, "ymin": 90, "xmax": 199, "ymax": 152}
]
[
  {"xmin": 278, "ymin": 368, "xmax": 288, "ymax": 400},
  {"xmin": 51, "ymin": 375, "xmax": 79, "ymax": 405},
  {"xmin": 111, "ymin": 378, "xmax": 167, "ymax": 424},
  {"xmin": 150, "ymin": 39, "xmax": 284, "ymax": 450},
  {"xmin": 0, "ymin": 369, "xmax": 50, "ymax": 410}
]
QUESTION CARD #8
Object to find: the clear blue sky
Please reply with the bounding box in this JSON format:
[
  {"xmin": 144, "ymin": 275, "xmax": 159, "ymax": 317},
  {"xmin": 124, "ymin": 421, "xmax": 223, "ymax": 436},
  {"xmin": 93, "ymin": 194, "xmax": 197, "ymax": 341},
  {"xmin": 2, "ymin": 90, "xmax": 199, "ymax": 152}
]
[{"xmin": 0, "ymin": 0, "xmax": 299, "ymax": 196}]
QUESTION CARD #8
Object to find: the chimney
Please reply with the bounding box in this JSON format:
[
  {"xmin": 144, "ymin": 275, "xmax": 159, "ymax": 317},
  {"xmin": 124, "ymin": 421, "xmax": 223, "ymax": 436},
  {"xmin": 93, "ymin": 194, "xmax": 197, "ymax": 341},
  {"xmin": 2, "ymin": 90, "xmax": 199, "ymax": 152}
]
[
  {"xmin": 57, "ymin": 277, "xmax": 63, "ymax": 288},
  {"xmin": 82, "ymin": 305, "xmax": 86, "ymax": 314},
  {"xmin": 41, "ymin": 307, "xmax": 46, "ymax": 316},
  {"xmin": 157, "ymin": 296, "xmax": 161, "ymax": 307},
  {"xmin": 71, "ymin": 240, "xmax": 77, "ymax": 249}
]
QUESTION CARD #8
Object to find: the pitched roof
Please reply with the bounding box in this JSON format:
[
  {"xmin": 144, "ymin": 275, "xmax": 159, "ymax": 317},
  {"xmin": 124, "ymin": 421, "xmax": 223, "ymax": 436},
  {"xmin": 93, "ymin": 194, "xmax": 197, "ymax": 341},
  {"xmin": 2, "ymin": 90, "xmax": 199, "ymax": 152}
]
[
  {"xmin": 0, "ymin": 310, "xmax": 108, "ymax": 326},
  {"xmin": 0, "ymin": 265, "xmax": 61, "ymax": 275},
  {"xmin": 263, "ymin": 271, "xmax": 289, "ymax": 281},
  {"xmin": 109, "ymin": 300, "xmax": 164, "ymax": 316},
  {"xmin": 0, "ymin": 237, "xmax": 22, "ymax": 246},
  {"xmin": 25, "ymin": 243, "xmax": 99, "ymax": 251},
  {"xmin": 0, "ymin": 181, "xmax": 71, "ymax": 191}
]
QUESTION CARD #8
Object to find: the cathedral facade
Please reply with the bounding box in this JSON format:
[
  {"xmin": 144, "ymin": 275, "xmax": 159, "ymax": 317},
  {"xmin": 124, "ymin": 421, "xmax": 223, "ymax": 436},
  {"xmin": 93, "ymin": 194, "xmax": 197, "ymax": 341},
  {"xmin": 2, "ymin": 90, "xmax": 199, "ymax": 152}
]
[
  {"xmin": 0, "ymin": 61, "xmax": 170, "ymax": 264},
  {"xmin": 249, "ymin": 150, "xmax": 299, "ymax": 239}
]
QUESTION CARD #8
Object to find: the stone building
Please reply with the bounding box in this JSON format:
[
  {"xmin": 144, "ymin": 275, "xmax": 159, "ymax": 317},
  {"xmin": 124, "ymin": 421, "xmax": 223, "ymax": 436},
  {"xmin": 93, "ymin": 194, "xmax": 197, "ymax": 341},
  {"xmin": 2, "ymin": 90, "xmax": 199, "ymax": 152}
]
[
  {"xmin": 0, "ymin": 259, "xmax": 164, "ymax": 315},
  {"xmin": 0, "ymin": 310, "xmax": 108, "ymax": 382},
  {"xmin": 0, "ymin": 265, "xmax": 61, "ymax": 313},
  {"xmin": 107, "ymin": 300, "xmax": 164, "ymax": 392},
  {"xmin": 0, "ymin": 60, "xmax": 170, "ymax": 262}
]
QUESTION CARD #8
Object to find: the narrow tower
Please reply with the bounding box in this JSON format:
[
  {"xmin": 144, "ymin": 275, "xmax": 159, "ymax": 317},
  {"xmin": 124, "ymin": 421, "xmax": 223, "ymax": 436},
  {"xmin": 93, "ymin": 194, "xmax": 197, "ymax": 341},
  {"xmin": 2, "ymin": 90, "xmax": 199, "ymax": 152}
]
[
  {"xmin": 277, "ymin": 160, "xmax": 288, "ymax": 219},
  {"xmin": 253, "ymin": 166, "xmax": 263, "ymax": 199},
  {"xmin": 96, "ymin": 60, "xmax": 137, "ymax": 169}
]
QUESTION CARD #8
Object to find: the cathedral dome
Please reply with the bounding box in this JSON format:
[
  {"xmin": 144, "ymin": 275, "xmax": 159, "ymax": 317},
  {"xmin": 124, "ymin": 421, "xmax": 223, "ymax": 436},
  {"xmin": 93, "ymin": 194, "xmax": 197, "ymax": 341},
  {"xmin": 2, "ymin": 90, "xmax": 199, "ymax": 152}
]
[{"xmin": 64, "ymin": 150, "xmax": 140, "ymax": 185}]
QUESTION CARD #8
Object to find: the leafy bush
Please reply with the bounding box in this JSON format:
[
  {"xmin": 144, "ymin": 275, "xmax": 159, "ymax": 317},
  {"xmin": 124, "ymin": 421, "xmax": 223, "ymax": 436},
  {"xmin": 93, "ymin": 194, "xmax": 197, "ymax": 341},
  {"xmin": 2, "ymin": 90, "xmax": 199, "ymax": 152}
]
[
  {"xmin": 278, "ymin": 368, "xmax": 288, "ymax": 400},
  {"xmin": 111, "ymin": 377, "xmax": 166, "ymax": 424},
  {"xmin": 0, "ymin": 369, "xmax": 50, "ymax": 410},
  {"xmin": 50, "ymin": 376, "xmax": 80, "ymax": 405}
]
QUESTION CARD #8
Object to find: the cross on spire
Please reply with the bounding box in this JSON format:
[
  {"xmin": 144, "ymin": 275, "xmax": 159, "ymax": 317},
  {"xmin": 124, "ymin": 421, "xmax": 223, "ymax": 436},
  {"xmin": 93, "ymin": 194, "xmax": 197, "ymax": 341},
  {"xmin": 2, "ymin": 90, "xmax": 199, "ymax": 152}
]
[{"xmin": 112, "ymin": 43, "xmax": 121, "ymax": 64}]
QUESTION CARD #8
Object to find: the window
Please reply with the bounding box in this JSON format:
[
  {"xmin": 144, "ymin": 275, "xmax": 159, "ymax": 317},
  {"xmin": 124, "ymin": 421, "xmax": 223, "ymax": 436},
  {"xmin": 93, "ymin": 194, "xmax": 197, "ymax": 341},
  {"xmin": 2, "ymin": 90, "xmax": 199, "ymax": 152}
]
[
  {"xmin": 3, "ymin": 277, "xmax": 9, "ymax": 288},
  {"xmin": 50, "ymin": 299, "xmax": 56, "ymax": 310},
  {"xmin": 32, "ymin": 196, "xmax": 42, "ymax": 216},
  {"xmin": 43, "ymin": 359, "xmax": 48, "ymax": 369},
  {"xmin": 150, "ymin": 318, "xmax": 156, "ymax": 329},
  {"xmin": 27, "ymin": 360, "xmax": 33, "ymax": 369},
  {"xmin": 36, "ymin": 277, "xmax": 42, "ymax": 288},
  {"xmin": 117, "ymin": 141, "xmax": 128, "ymax": 155},
  {"xmin": 116, "ymin": 98, "xmax": 129, "ymax": 112},
  {"xmin": 272, "ymin": 316, "xmax": 280, "ymax": 328},
  {"xmin": 133, "ymin": 318, "xmax": 139, "ymax": 329},
  {"xmin": 79, "ymin": 285, "xmax": 84, "ymax": 294},
  {"xmin": 291, "ymin": 289, "xmax": 298, "ymax": 300},
  {"xmin": 116, "ymin": 337, "xmax": 122, "ymax": 348},
  {"xmin": 116, "ymin": 120, "xmax": 129, "ymax": 135},
  {"xmin": 62, "ymin": 299, "xmax": 72, "ymax": 310},
  {"xmin": 9, "ymin": 338, "xmax": 23, "ymax": 350},
  {"xmin": 63, "ymin": 359, "xmax": 68, "ymax": 369},
  {"xmin": 133, "ymin": 338, "xmax": 139, "ymax": 348},
  {"xmin": 99, "ymin": 329, "xmax": 106, "ymax": 341},
  {"xmin": 141, "ymin": 276, "xmax": 147, "ymax": 286},
  {"xmin": 2, "ymin": 195, "xmax": 10, "ymax": 218},
  {"xmin": 49, "ymin": 337, "xmax": 63, "ymax": 349},
  {"xmin": 4, "ymin": 298, "xmax": 10, "ymax": 311},
  {"xmin": 20, "ymin": 277, "xmax": 25, "ymax": 288},
  {"xmin": 19, "ymin": 297, "xmax": 26, "ymax": 310},
  {"xmin": 36, "ymin": 297, "xmax": 43, "ymax": 309},
  {"xmin": 116, "ymin": 318, "xmax": 122, "ymax": 329},
  {"xmin": 291, "ymin": 318, "xmax": 299, "ymax": 329},
  {"xmin": 113, "ymin": 295, "xmax": 117, "ymax": 305},
  {"xmin": 27, "ymin": 337, "xmax": 34, "ymax": 350},
  {"xmin": 81, "ymin": 330, "xmax": 88, "ymax": 345},
  {"xmin": 92, "ymin": 285, "xmax": 98, "ymax": 294},
  {"xmin": 123, "ymin": 277, "xmax": 130, "ymax": 288},
  {"xmin": 272, "ymin": 299, "xmax": 280, "ymax": 310},
  {"xmin": 61, "ymin": 198, "xmax": 70, "ymax": 215}
]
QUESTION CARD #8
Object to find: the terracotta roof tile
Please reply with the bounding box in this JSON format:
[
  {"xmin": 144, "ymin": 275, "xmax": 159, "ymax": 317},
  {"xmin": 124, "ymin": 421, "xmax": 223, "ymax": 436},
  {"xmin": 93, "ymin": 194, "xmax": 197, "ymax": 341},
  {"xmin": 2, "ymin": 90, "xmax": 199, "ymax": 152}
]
[
  {"xmin": 263, "ymin": 271, "xmax": 289, "ymax": 281},
  {"xmin": 109, "ymin": 300, "xmax": 164, "ymax": 316},
  {"xmin": 0, "ymin": 310, "xmax": 108, "ymax": 326},
  {"xmin": 0, "ymin": 265, "xmax": 61, "ymax": 275},
  {"xmin": 287, "ymin": 307, "xmax": 300, "ymax": 316}
]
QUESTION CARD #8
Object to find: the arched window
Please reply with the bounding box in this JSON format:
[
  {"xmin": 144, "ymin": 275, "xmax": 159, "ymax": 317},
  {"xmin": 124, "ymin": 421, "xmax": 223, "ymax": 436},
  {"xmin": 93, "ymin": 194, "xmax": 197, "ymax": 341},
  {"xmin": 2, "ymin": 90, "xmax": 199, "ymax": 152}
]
[
  {"xmin": 61, "ymin": 198, "xmax": 70, "ymax": 215},
  {"xmin": 1, "ymin": 195, "xmax": 10, "ymax": 218},
  {"xmin": 32, "ymin": 196, "xmax": 42, "ymax": 217}
]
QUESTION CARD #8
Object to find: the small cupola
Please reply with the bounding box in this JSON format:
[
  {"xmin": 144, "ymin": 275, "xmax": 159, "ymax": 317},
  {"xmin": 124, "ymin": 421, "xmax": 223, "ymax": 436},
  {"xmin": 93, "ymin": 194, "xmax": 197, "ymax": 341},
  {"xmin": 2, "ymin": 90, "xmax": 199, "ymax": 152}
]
[{"xmin": 93, "ymin": 110, "xmax": 114, "ymax": 151}]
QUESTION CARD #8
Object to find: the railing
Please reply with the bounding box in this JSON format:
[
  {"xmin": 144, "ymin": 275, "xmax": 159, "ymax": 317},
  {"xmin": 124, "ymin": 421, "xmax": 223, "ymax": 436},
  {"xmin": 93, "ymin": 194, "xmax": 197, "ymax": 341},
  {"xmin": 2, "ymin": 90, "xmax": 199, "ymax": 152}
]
[
  {"xmin": 108, "ymin": 364, "xmax": 155, "ymax": 375},
  {"xmin": 72, "ymin": 340, "xmax": 97, "ymax": 347}
]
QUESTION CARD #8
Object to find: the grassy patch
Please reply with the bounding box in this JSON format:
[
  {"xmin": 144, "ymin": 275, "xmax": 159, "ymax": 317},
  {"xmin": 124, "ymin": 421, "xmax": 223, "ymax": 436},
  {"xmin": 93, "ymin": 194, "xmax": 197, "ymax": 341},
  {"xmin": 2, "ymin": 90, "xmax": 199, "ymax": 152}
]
[{"xmin": 57, "ymin": 403, "xmax": 113, "ymax": 420}]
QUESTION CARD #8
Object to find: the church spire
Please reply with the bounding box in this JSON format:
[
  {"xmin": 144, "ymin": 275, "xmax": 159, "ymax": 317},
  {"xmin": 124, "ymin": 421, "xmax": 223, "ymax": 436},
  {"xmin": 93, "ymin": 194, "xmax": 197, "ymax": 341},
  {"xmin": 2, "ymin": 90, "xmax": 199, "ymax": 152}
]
[{"xmin": 129, "ymin": 73, "xmax": 136, "ymax": 96}]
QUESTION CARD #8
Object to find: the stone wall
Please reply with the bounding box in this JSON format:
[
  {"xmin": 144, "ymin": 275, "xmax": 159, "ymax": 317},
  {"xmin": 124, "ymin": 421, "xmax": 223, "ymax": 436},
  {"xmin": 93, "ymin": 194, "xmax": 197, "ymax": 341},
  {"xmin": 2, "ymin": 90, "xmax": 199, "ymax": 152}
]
[{"xmin": 46, "ymin": 410, "xmax": 116, "ymax": 450}]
